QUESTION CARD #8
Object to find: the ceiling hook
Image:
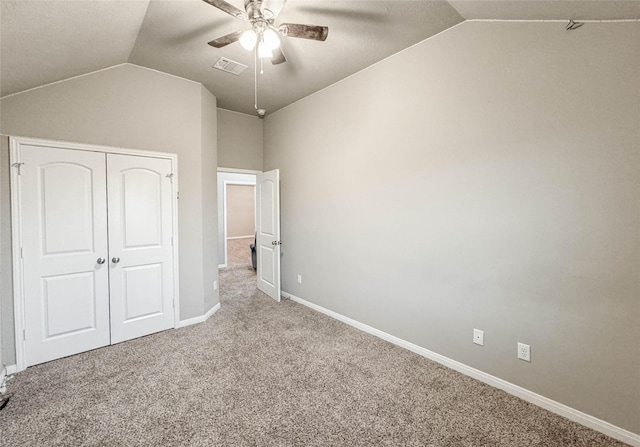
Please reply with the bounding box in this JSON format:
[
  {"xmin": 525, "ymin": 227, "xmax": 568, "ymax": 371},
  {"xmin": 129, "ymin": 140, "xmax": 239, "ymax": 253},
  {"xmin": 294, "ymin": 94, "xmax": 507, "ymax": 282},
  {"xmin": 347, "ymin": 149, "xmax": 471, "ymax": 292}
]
[{"xmin": 566, "ymin": 20, "xmax": 584, "ymax": 31}]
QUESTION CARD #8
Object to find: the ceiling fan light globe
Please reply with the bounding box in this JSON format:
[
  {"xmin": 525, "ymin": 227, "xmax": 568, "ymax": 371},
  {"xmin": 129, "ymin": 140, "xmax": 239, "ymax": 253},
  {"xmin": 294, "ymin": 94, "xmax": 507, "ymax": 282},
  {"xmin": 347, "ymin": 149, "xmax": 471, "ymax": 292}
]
[
  {"xmin": 258, "ymin": 41, "xmax": 273, "ymax": 58},
  {"xmin": 263, "ymin": 28, "xmax": 281, "ymax": 50},
  {"xmin": 239, "ymin": 29, "xmax": 257, "ymax": 51}
]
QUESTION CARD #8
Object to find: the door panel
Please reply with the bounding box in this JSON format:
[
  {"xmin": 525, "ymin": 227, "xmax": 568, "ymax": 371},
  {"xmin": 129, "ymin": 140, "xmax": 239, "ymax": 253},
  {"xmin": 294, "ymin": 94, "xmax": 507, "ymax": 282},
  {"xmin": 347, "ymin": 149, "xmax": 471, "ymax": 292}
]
[
  {"xmin": 256, "ymin": 169, "xmax": 281, "ymax": 301},
  {"xmin": 122, "ymin": 263, "xmax": 164, "ymax": 321},
  {"xmin": 41, "ymin": 163, "xmax": 95, "ymax": 255},
  {"xmin": 107, "ymin": 154, "xmax": 175, "ymax": 344},
  {"xmin": 20, "ymin": 146, "xmax": 110, "ymax": 367},
  {"xmin": 122, "ymin": 169, "xmax": 163, "ymax": 248},
  {"xmin": 42, "ymin": 271, "xmax": 97, "ymax": 338},
  {"xmin": 259, "ymin": 180, "xmax": 275, "ymax": 234},
  {"xmin": 259, "ymin": 245, "xmax": 276, "ymax": 285}
]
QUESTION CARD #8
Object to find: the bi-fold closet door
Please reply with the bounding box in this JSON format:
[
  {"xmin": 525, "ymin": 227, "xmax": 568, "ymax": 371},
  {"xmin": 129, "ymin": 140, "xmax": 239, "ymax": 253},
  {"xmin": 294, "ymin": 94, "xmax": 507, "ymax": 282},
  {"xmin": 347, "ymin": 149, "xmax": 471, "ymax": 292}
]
[{"xmin": 19, "ymin": 144, "xmax": 175, "ymax": 367}]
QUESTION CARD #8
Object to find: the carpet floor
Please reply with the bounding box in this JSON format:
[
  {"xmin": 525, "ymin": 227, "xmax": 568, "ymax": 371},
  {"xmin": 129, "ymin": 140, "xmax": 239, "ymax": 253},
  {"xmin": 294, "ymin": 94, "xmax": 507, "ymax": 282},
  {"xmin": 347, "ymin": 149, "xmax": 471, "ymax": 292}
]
[{"xmin": 0, "ymin": 238, "xmax": 626, "ymax": 446}]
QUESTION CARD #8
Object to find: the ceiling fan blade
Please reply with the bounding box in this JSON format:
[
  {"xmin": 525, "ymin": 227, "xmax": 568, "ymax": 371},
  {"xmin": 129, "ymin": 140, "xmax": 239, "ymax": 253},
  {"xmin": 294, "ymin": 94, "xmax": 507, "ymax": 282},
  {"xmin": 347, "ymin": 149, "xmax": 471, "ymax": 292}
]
[
  {"xmin": 261, "ymin": 0, "xmax": 287, "ymax": 19},
  {"xmin": 280, "ymin": 23, "xmax": 328, "ymax": 42},
  {"xmin": 271, "ymin": 47, "xmax": 286, "ymax": 65},
  {"xmin": 202, "ymin": 0, "xmax": 247, "ymax": 20},
  {"xmin": 208, "ymin": 30, "xmax": 243, "ymax": 48},
  {"xmin": 294, "ymin": 6, "xmax": 387, "ymax": 23}
]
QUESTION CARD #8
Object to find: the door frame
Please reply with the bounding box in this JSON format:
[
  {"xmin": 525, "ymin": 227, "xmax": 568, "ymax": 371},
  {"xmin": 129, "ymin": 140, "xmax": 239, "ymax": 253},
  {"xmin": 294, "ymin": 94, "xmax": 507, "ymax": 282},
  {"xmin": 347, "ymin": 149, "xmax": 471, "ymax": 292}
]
[
  {"xmin": 217, "ymin": 168, "xmax": 259, "ymax": 269},
  {"xmin": 10, "ymin": 136, "xmax": 180, "ymax": 372}
]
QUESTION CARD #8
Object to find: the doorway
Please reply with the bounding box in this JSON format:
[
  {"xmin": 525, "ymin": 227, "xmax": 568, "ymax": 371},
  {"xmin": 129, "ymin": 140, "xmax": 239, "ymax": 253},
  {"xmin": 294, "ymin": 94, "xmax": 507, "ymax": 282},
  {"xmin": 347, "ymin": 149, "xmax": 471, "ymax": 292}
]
[
  {"xmin": 225, "ymin": 183, "xmax": 255, "ymax": 269},
  {"xmin": 217, "ymin": 168, "xmax": 281, "ymax": 302},
  {"xmin": 217, "ymin": 170, "xmax": 257, "ymax": 269},
  {"xmin": 255, "ymin": 169, "xmax": 281, "ymax": 301}
]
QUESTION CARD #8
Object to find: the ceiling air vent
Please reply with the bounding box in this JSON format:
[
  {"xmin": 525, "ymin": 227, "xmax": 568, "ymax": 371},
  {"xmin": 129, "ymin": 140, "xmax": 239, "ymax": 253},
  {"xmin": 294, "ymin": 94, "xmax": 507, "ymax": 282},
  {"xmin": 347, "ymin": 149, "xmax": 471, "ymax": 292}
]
[{"xmin": 213, "ymin": 57, "xmax": 247, "ymax": 76}]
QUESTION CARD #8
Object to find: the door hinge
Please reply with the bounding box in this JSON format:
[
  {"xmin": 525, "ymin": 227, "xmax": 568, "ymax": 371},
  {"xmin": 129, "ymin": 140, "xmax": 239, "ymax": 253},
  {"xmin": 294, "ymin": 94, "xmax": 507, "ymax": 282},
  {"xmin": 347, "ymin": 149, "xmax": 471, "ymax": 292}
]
[
  {"xmin": 177, "ymin": 191, "xmax": 180, "ymax": 200},
  {"xmin": 171, "ymin": 236, "xmax": 174, "ymax": 246},
  {"xmin": 12, "ymin": 162, "xmax": 24, "ymax": 175},
  {"xmin": 20, "ymin": 247, "xmax": 24, "ymax": 258},
  {"xmin": 23, "ymin": 329, "xmax": 26, "ymax": 341}
]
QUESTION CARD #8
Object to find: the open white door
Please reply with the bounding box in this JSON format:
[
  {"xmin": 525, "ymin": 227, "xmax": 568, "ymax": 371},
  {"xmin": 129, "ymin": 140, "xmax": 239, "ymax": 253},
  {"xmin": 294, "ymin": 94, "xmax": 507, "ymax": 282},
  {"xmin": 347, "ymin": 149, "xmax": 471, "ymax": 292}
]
[
  {"xmin": 256, "ymin": 169, "xmax": 281, "ymax": 301},
  {"xmin": 107, "ymin": 154, "xmax": 175, "ymax": 344}
]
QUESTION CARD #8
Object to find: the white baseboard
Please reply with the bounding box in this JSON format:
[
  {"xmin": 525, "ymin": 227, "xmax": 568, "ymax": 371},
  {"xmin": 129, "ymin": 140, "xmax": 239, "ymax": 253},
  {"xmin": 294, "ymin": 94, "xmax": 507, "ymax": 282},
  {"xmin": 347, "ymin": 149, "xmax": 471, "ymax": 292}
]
[
  {"xmin": 175, "ymin": 303, "xmax": 221, "ymax": 328},
  {"xmin": 218, "ymin": 263, "xmax": 227, "ymax": 269},
  {"xmin": 1, "ymin": 364, "xmax": 17, "ymax": 393},
  {"xmin": 204, "ymin": 302, "xmax": 221, "ymax": 320},
  {"xmin": 227, "ymin": 235, "xmax": 254, "ymax": 240},
  {"xmin": 282, "ymin": 291, "xmax": 640, "ymax": 447}
]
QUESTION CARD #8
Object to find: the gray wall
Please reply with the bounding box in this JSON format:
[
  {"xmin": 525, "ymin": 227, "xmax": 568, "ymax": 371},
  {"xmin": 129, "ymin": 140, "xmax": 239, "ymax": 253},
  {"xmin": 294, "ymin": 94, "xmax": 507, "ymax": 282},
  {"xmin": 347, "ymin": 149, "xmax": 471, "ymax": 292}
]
[
  {"xmin": 264, "ymin": 21, "xmax": 640, "ymax": 434},
  {"xmin": 217, "ymin": 108, "xmax": 263, "ymax": 171},
  {"xmin": 226, "ymin": 185, "xmax": 255, "ymax": 238},
  {"xmin": 0, "ymin": 64, "xmax": 219, "ymax": 364},
  {"xmin": 201, "ymin": 85, "xmax": 220, "ymax": 313}
]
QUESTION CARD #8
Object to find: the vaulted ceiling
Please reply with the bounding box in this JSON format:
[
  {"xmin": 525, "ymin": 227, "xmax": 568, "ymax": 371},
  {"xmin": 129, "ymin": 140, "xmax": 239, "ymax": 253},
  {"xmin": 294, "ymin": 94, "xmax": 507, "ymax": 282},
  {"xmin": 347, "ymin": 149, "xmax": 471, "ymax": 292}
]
[{"xmin": 2, "ymin": 1, "xmax": 639, "ymax": 116}]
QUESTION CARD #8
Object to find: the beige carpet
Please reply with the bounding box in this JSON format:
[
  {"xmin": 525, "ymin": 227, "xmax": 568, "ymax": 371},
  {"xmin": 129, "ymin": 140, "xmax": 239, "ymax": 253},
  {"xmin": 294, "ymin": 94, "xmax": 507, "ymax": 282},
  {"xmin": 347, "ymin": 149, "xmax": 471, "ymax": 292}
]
[
  {"xmin": 0, "ymin": 238, "xmax": 626, "ymax": 446},
  {"xmin": 226, "ymin": 236, "xmax": 255, "ymax": 268}
]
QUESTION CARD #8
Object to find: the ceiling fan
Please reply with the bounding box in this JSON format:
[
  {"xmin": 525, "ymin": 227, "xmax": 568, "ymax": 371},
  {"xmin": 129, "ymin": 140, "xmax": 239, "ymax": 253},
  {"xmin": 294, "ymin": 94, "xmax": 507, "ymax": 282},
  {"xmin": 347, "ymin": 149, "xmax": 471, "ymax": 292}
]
[{"xmin": 203, "ymin": 0, "xmax": 329, "ymax": 65}]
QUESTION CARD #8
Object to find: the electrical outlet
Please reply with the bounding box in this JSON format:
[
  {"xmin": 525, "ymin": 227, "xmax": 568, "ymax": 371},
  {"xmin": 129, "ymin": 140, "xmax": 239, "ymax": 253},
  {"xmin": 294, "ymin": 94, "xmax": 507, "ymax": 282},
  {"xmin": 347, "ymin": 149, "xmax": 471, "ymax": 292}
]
[
  {"xmin": 297, "ymin": 274, "xmax": 302, "ymax": 284},
  {"xmin": 213, "ymin": 280, "xmax": 218, "ymax": 291},
  {"xmin": 473, "ymin": 329, "xmax": 484, "ymax": 346},
  {"xmin": 518, "ymin": 343, "xmax": 531, "ymax": 362}
]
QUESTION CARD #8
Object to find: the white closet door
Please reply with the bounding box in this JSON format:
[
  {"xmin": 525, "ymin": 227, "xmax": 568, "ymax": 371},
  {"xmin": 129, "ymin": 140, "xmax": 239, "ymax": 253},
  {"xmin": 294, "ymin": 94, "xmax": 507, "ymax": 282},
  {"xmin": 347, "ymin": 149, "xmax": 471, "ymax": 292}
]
[
  {"xmin": 107, "ymin": 154, "xmax": 175, "ymax": 344},
  {"xmin": 20, "ymin": 146, "xmax": 110, "ymax": 367}
]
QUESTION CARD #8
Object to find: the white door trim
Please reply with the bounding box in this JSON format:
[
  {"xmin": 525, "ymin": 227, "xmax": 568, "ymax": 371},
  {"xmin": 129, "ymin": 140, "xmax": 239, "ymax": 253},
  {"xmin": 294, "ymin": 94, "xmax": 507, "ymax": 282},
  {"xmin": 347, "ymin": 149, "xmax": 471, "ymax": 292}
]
[
  {"xmin": 222, "ymin": 180, "xmax": 256, "ymax": 268},
  {"xmin": 217, "ymin": 167, "xmax": 262, "ymax": 175},
  {"xmin": 9, "ymin": 136, "xmax": 180, "ymax": 372}
]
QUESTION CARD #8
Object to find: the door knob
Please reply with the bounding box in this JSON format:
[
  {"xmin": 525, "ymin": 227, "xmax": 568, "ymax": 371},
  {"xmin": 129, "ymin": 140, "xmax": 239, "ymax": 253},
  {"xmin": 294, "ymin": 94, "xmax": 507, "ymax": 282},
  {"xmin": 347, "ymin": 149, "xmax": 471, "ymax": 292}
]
[
  {"xmin": 96, "ymin": 258, "xmax": 106, "ymax": 264},
  {"xmin": 112, "ymin": 257, "xmax": 120, "ymax": 264}
]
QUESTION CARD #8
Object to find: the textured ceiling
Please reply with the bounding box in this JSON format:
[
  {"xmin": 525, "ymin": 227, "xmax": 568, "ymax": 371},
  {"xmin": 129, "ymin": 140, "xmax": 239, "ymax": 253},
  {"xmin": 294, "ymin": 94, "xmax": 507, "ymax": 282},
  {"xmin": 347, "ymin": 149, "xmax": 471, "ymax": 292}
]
[
  {"xmin": 0, "ymin": 0, "xmax": 149, "ymax": 97},
  {"xmin": 449, "ymin": 0, "xmax": 640, "ymax": 20},
  {"xmin": 129, "ymin": 0, "xmax": 463, "ymax": 115},
  {"xmin": 1, "ymin": 1, "xmax": 639, "ymax": 116}
]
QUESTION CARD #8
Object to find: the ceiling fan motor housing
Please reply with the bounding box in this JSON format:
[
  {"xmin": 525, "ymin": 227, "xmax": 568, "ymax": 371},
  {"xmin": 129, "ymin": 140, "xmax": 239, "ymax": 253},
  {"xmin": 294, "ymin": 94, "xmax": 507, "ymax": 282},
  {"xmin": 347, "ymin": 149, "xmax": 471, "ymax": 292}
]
[
  {"xmin": 244, "ymin": 0, "xmax": 263, "ymax": 20},
  {"xmin": 247, "ymin": 0, "xmax": 286, "ymax": 20},
  {"xmin": 242, "ymin": 0, "xmax": 280, "ymax": 44}
]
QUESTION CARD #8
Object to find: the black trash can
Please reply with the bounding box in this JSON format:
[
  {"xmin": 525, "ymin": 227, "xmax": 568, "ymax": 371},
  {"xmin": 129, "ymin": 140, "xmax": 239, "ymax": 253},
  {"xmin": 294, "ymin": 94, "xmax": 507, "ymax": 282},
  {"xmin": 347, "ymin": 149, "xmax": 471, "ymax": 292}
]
[{"xmin": 250, "ymin": 234, "xmax": 257, "ymax": 270}]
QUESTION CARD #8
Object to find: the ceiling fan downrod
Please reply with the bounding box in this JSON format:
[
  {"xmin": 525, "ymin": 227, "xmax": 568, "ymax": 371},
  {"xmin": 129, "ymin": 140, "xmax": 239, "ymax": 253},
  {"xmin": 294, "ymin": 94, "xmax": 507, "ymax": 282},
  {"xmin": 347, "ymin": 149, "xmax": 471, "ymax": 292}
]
[{"xmin": 254, "ymin": 46, "xmax": 266, "ymax": 118}]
